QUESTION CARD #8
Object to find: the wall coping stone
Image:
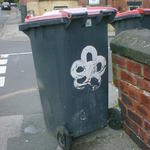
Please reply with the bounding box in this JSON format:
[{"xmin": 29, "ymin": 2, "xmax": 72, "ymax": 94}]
[{"xmin": 110, "ymin": 29, "xmax": 150, "ymax": 66}]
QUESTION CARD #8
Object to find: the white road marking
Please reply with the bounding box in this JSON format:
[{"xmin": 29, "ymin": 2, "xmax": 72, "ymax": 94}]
[
  {"xmin": 0, "ymin": 66, "xmax": 6, "ymax": 74},
  {"xmin": 0, "ymin": 55, "xmax": 8, "ymax": 87},
  {"xmin": 0, "ymin": 87, "xmax": 37, "ymax": 100},
  {"xmin": 0, "ymin": 52, "xmax": 31, "ymax": 88},
  {"xmin": 0, "ymin": 77, "xmax": 5, "ymax": 87},
  {"xmin": 0, "ymin": 115, "xmax": 23, "ymax": 150},
  {"xmin": 0, "ymin": 54, "xmax": 8, "ymax": 58},
  {"xmin": 0, "ymin": 59, "xmax": 8, "ymax": 65},
  {"xmin": 0, "ymin": 52, "xmax": 32, "ymax": 57},
  {"xmin": 9, "ymin": 52, "xmax": 32, "ymax": 56}
]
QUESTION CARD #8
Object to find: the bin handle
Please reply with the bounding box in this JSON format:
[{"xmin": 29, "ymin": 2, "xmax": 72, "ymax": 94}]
[
  {"xmin": 81, "ymin": 13, "xmax": 88, "ymax": 27},
  {"xmin": 64, "ymin": 19, "xmax": 72, "ymax": 29},
  {"xmin": 64, "ymin": 11, "xmax": 116, "ymax": 28},
  {"xmin": 95, "ymin": 10, "xmax": 116, "ymax": 24},
  {"xmin": 95, "ymin": 11, "xmax": 104, "ymax": 24},
  {"xmin": 108, "ymin": 12, "xmax": 116, "ymax": 23},
  {"xmin": 64, "ymin": 13, "xmax": 88, "ymax": 29}
]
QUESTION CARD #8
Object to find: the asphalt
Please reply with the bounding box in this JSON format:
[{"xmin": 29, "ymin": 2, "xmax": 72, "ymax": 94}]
[{"xmin": 0, "ymin": 7, "xmax": 141, "ymax": 150}]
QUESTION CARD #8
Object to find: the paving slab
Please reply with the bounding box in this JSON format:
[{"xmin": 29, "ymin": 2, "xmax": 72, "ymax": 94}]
[
  {"xmin": 7, "ymin": 113, "xmax": 141, "ymax": 150},
  {"xmin": 0, "ymin": 90, "xmax": 42, "ymax": 116},
  {"xmin": 7, "ymin": 113, "xmax": 57, "ymax": 150}
]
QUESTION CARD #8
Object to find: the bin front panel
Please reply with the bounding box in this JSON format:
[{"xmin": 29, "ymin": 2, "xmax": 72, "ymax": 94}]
[
  {"xmin": 27, "ymin": 17, "xmax": 108, "ymax": 137},
  {"xmin": 23, "ymin": 12, "xmax": 108, "ymax": 137},
  {"xmin": 65, "ymin": 19, "xmax": 108, "ymax": 137}
]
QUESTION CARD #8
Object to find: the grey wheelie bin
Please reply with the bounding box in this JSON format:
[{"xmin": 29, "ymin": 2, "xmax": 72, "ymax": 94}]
[
  {"xmin": 112, "ymin": 8, "xmax": 150, "ymax": 35},
  {"xmin": 19, "ymin": 7, "xmax": 122, "ymax": 150}
]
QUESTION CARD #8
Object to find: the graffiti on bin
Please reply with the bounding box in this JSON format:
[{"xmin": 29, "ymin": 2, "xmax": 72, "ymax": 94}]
[{"xmin": 71, "ymin": 45, "xmax": 106, "ymax": 91}]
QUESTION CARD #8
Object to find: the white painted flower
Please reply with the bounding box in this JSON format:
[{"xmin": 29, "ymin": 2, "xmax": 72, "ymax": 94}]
[{"xmin": 70, "ymin": 45, "xmax": 106, "ymax": 91}]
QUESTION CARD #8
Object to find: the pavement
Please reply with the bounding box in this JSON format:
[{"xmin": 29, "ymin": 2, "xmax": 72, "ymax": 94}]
[
  {"xmin": 0, "ymin": 7, "xmax": 141, "ymax": 150},
  {"xmin": 0, "ymin": 8, "xmax": 28, "ymax": 41}
]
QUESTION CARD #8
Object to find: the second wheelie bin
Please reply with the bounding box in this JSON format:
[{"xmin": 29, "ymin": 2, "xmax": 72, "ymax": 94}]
[
  {"xmin": 19, "ymin": 7, "xmax": 122, "ymax": 150},
  {"xmin": 112, "ymin": 8, "xmax": 150, "ymax": 35}
]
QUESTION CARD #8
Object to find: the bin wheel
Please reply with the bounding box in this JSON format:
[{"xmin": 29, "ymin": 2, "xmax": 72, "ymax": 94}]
[
  {"xmin": 108, "ymin": 108, "xmax": 123, "ymax": 130},
  {"xmin": 56, "ymin": 127, "xmax": 72, "ymax": 150}
]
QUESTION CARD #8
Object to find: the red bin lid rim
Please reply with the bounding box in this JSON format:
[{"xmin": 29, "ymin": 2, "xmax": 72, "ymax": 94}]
[
  {"xmin": 116, "ymin": 8, "xmax": 150, "ymax": 18},
  {"xmin": 25, "ymin": 7, "xmax": 116, "ymax": 23},
  {"xmin": 25, "ymin": 10, "xmax": 66, "ymax": 22}
]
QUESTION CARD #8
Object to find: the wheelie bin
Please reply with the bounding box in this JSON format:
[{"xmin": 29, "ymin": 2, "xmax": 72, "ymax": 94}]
[
  {"xmin": 19, "ymin": 7, "xmax": 122, "ymax": 150},
  {"xmin": 112, "ymin": 8, "xmax": 150, "ymax": 35}
]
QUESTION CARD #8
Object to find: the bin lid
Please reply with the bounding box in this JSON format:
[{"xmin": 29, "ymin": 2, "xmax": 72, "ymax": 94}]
[
  {"xmin": 19, "ymin": 7, "xmax": 116, "ymax": 31},
  {"xmin": 114, "ymin": 8, "xmax": 150, "ymax": 21},
  {"xmin": 25, "ymin": 7, "xmax": 116, "ymax": 22}
]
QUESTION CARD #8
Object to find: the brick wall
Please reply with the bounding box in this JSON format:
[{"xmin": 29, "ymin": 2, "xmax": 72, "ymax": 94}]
[
  {"xmin": 112, "ymin": 53, "xmax": 150, "ymax": 149},
  {"xmin": 79, "ymin": 0, "xmax": 108, "ymax": 6},
  {"xmin": 79, "ymin": 0, "xmax": 88, "ymax": 6},
  {"xmin": 111, "ymin": 29, "xmax": 150, "ymax": 150},
  {"xmin": 111, "ymin": 0, "xmax": 128, "ymax": 12},
  {"xmin": 142, "ymin": 0, "xmax": 150, "ymax": 8},
  {"xmin": 107, "ymin": 0, "xmax": 150, "ymax": 11}
]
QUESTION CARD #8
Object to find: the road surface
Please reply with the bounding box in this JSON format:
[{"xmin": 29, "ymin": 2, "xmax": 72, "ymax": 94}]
[{"xmin": 0, "ymin": 7, "xmax": 140, "ymax": 150}]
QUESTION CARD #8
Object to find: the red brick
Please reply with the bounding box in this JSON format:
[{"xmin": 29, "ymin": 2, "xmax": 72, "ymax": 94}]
[
  {"xmin": 112, "ymin": 65, "xmax": 120, "ymax": 80},
  {"xmin": 144, "ymin": 120, "xmax": 150, "ymax": 132},
  {"xmin": 126, "ymin": 117, "xmax": 139, "ymax": 135},
  {"xmin": 143, "ymin": 65, "xmax": 150, "ymax": 81},
  {"xmin": 128, "ymin": 109, "xmax": 143, "ymax": 126},
  {"xmin": 128, "ymin": 85, "xmax": 141, "ymax": 102},
  {"xmin": 138, "ymin": 77, "xmax": 150, "ymax": 93},
  {"xmin": 120, "ymin": 80, "xmax": 129, "ymax": 95},
  {"xmin": 137, "ymin": 77, "xmax": 143, "ymax": 88},
  {"xmin": 127, "ymin": 60, "xmax": 142, "ymax": 76},
  {"xmin": 124, "ymin": 122, "xmax": 150, "ymax": 150},
  {"xmin": 110, "ymin": 0, "xmax": 128, "ymax": 12},
  {"xmin": 79, "ymin": 0, "xmax": 88, "ymax": 6},
  {"xmin": 112, "ymin": 54, "xmax": 126, "ymax": 68},
  {"xmin": 119, "ymin": 81, "xmax": 141, "ymax": 102},
  {"xmin": 141, "ymin": 79, "xmax": 150, "ymax": 93},
  {"xmin": 143, "ymin": 0, "xmax": 150, "ymax": 8},
  {"xmin": 140, "ymin": 91, "xmax": 150, "ymax": 110},
  {"xmin": 138, "ymin": 128, "xmax": 147, "ymax": 142},
  {"xmin": 135, "ymin": 105, "xmax": 150, "ymax": 122},
  {"xmin": 121, "ymin": 93, "xmax": 133, "ymax": 107},
  {"xmin": 121, "ymin": 70, "xmax": 137, "ymax": 85},
  {"xmin": 138, "ymin": 77, "xmax": 145, "ymax": 90},
  {"xmin": 121, "ymin": 93, "xmax": 140, "ymax": 114}
]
